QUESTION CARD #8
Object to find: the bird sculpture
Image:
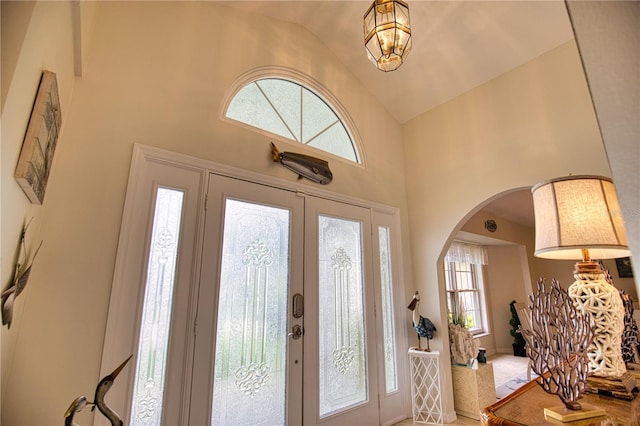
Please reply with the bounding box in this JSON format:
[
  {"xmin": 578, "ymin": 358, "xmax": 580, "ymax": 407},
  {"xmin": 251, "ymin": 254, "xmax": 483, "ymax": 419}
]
[
  {"xmin": 407, "ymin": 291, "xmax": 437, "ymax": 351},
  {"xmin": 1, "ymin": 218, "xmax": 42, "ymax": 329},
  {"xmin": 64, "ymin": 396, "xmax": 91, "ymax": 426},
  {"xmin": 92, "ymin": 355, "xmax": 133, "ymax": 426}
]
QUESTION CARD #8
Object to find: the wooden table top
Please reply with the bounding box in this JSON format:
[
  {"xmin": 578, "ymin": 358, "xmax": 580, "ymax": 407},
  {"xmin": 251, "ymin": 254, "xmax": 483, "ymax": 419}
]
[{"xmin": 480, "ymin": 380, "xmax": 640, "ymax": 425}]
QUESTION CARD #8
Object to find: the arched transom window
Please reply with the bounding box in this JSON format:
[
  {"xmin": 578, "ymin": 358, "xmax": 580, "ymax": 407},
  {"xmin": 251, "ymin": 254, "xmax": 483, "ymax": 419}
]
[{"xmin": 225, "ymin": 78, "xmax": 360, "ymax": 163}]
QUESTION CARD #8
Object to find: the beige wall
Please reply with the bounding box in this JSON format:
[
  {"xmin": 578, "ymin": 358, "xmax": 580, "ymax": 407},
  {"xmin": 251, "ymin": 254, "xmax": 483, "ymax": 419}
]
[
  {"xmin": 402, "ymin": 40, "xmax": 612, "ymax": 417},
  {"xmin": 566, "ymin": 1, "xmax": 640, "ymax": 289},
  {"xmin": 2, "ymin": 2, "xmax": 636, "ymax": 425},
  {"xmin": 485, "ymin": 245, "xmax": 529, "ymax": 354},
  {"xmin": 1, "ymin": 1, "xmax": 78, "ymax": 420},
  {"xmin": 1, "ymin": 2, "xmax": 411, "ymax": 424}
]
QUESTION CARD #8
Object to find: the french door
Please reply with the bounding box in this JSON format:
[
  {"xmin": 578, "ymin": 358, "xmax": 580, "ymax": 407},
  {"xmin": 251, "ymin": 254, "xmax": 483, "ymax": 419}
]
[
  {"xmin": 191, "ymin": 174, "xmax": 380, "ymax": 425},
  {"xmin": 100, "ymin": 146, "xmax": 407, "ymax": 426},
  {"xmin": 302, "ymin": 196, "xmax": 379, "ymax": 426}
]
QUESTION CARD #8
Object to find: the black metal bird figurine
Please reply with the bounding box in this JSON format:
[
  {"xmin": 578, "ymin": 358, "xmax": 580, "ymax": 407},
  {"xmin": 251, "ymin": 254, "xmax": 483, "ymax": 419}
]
[
  {"xmin": 1, "ymin": 218, "xmax": 42, "ymax": 329},
  {"xmin": 64, "ymin": 396, "xmax": 91, "ymax": 426},
  {"xmin": 407, "ymin": 291, "xmax": 437, "ymax": 351},
  {"xmin": 92, "ymin": 355, "xmax": 133, "ymax": 426}
]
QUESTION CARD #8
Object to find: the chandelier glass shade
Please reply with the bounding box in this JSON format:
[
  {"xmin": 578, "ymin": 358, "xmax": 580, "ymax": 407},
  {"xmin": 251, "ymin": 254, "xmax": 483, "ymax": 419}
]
[{"xmin": 364, "ymin": 0, "xmax": 412, "ymax": 72}]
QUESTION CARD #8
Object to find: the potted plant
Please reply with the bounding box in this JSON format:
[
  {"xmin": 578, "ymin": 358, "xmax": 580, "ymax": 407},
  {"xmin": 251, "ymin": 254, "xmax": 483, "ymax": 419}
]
[{"xmin": 509, "ymin": 300, "xmax": 527, "ymax": 357}]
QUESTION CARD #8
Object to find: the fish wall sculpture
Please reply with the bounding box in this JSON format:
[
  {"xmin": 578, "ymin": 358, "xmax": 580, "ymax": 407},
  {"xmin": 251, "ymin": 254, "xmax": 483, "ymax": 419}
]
[{"xmin": 271, "ymin": 142, "xmax": 333, "ymax": 185}]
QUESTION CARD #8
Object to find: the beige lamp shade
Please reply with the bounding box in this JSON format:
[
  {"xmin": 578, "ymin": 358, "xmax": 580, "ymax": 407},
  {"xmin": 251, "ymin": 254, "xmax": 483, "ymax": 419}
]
[{"xmin": 532, "ymin": 175, "xmax": 630, "ymax": 260}]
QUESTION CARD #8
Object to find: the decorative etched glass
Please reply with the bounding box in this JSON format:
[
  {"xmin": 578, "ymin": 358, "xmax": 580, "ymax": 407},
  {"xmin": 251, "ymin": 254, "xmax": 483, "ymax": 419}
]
[
  {"xmin": 131, "ymin": 187, "xmax": 184, "ymax": 425},
  {"xmin": 211, "ymin": 199, "xmax": 290, "ymax": 426},
  {"xmin": 318, "ymin": 215, "xmax": 367, "ymax": 418},
  {"xmin": 226, "ymin": 78, "xmax": 358, "ymax": 163},
  {"xmin": 378, "ymin": 226, "xmax": 398, "ymax": 393}
]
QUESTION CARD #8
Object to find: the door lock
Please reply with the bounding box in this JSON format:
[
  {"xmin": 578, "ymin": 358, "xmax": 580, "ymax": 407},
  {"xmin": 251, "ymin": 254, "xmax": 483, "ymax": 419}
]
[
  {"xmin": 292, "ymin": 293, "xmax": 303, "ymax": 318},
  {"xmin": 288, "ymin": 324, "xmax": 303, "ymax": 340}
]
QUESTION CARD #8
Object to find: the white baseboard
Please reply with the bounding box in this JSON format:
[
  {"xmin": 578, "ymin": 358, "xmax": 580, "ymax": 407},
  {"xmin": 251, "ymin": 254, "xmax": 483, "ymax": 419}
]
[
  {"xmin": 383, "ymin": 414, "xmax": 408, "ymax": 426},
  {"xmin": 443, "ymin": 410, "xmax": 458, "ymax": 423}
]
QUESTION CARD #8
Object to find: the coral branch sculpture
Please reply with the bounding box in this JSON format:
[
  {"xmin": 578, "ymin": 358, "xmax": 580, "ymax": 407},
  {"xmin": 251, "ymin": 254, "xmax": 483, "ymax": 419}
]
[
  {"xmin": 447, "ymin": 298, "xmax": 479, "ymax": 365},
  {"xmin": 520, "ymin": 278, "xmax": 595, "ymax": 411},
  {"xmin": 448, "ymin": 323, "xmax": 479, "ymax": 366}
]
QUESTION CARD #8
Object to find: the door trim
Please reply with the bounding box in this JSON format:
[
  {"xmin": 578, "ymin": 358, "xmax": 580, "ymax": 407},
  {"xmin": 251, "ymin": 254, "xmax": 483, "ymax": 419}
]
[
  {"xmin": 98, "ymin": 143, "xmax": 408, "ymax": 425},
  {"xmin": 190, "ymin": 174, "xmax": 305, "ymax": 426},
  {"xmin": 131, "ymin": 143, "xmax": 399, "ymax": 214}
]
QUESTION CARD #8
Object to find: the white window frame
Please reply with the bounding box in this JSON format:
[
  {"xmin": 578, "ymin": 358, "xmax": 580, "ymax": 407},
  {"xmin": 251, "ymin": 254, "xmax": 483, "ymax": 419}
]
[
  {"xmin": 95, "ymin": 145, "xmax": 208, "ymax": 425},
  {"xmin": 444, "ymin": 261, "xmax": 488, "ymax": 336},
  {"xmin": 221, "ymin": 66, "xmax": 366, "ymax": 167}
]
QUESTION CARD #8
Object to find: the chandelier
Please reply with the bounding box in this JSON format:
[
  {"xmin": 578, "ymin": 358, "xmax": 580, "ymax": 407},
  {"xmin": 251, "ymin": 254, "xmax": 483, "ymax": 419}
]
[{"xmin": 364, "ymin": 0, "xmax": 412, "ymax": 72}]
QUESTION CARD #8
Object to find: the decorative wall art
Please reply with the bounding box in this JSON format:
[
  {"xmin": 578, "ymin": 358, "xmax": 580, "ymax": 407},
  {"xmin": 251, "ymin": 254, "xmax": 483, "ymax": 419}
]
[
  {"xmin": 271, "ymin": 142, "xmax": 333, "ymax": 184},
  {"xmin": 484, "ymin": 219, "xmax": 497, "ymax": 232},
  {"xmin": 14, "ymin": 70, "xmax": 62, "ymax": 205},
  {"xmin": 615, "ymin": 257, "xmax": 633, "ymax": 278}
]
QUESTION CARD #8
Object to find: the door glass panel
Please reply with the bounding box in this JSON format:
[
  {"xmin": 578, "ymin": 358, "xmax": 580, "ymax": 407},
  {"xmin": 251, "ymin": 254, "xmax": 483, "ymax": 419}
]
[
  {"xmin": 211, "ymin": 199, "xmax": 290, "ymax": 426},
  {"xmin": 131, "ymin": 187, "xmax": 184, "ymax": 425},
  {"xmin": 378, "ymin": 226, "xmax": 398, "ymax": 393},
  {"xmin": 318, "ymin": 215, "xmax": 367, "ymax": 418}
]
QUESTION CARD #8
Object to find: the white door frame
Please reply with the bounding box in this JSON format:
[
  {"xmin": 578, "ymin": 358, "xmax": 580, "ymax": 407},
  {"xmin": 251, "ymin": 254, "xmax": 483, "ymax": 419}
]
[
  {"xmin": 190, "ymin": 173, "xmax": 305, "ymax": 425},
  {"xmin": 98, "ymin": 143, "xmax": 408, "ymax": 425},
  {"xmin": 302, "ymin": 196, "xmax": 379, "ymax": 425}
]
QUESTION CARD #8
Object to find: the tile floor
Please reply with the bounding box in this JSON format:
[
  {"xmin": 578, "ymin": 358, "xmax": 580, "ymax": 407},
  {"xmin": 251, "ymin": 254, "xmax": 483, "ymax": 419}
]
[
  {"xmin": 489, "ymin": 353, "xmax": 531, "ymax": 387},
  {"xmin": 394, "ymin": 354, "xmax": 530, "ymax": 426}
]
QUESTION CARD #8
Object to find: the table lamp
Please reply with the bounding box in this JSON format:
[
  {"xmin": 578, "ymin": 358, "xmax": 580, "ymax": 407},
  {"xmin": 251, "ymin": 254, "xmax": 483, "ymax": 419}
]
[{"xmin": 532, "ymin": 175, "xmax": 630, "ymax": 379}]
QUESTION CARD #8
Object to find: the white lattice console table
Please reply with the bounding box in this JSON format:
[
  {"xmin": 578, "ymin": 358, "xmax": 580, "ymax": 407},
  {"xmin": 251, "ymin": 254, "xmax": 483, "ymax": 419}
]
[{"xmin": 409, "ymin": 349, "xmax": 443, "ymax": 425}]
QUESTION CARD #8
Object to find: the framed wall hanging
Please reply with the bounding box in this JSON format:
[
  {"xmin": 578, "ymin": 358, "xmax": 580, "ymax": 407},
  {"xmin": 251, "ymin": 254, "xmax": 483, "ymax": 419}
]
[
  {"xmin": 615, "ymin": 257, "xmax": 633, "ymax": 278},
  {"xmin": 14, "ymin": 70, "xmax": 61, "ymax": 205}
]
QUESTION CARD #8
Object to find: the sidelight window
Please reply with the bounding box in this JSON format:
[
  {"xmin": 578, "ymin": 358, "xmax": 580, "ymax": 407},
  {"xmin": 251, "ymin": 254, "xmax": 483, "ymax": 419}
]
[
  {"xmin": 378, "ymin": 226, "xmax": 398, "ymax": 393},
  {"xmin": 130, "ymin": 187, "xmax": 184, "ymax": 425}
]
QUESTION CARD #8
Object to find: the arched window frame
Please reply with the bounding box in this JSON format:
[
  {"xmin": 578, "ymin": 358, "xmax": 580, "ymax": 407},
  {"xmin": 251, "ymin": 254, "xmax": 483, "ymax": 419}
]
[{"xmin": 221, "ymin": 66, "xmax": 366, "ymax": 168}]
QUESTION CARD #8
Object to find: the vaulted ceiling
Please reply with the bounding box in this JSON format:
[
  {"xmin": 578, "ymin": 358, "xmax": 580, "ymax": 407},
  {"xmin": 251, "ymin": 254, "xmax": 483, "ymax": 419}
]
[
  {"xmin": 224, "ymin": 1, "xmax": 576, "ymax": 230},
  {"xmin": 224, "ymin": 0, "xmax": 574, "ymax": 124}
]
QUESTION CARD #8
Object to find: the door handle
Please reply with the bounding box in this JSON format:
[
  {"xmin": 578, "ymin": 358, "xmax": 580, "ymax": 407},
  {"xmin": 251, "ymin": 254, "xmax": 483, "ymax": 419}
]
[{"xmin": 288, "ymin": 324, "xmax": 303, "ymax": 340}]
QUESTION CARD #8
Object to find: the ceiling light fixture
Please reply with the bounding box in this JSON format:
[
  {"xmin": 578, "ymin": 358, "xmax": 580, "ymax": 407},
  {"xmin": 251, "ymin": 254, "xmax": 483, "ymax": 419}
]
[{"xmin": 364, "ymin": 0, "xmax": 412, "ymax": 72}]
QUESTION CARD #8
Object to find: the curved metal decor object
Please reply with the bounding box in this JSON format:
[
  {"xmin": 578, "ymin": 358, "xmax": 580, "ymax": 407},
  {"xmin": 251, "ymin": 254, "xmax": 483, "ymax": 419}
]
[{"xmin": 271, "ymin": 142, "xmax": 333, "ymax": 185}]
